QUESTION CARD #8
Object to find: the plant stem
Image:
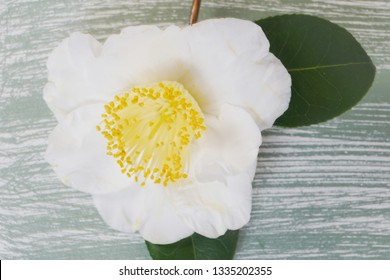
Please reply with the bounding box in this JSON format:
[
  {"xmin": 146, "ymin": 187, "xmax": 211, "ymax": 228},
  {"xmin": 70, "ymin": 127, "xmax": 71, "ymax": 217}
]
[{"xmin": 189, "ymin": 0, "xmax": 201, "ymax": 25}]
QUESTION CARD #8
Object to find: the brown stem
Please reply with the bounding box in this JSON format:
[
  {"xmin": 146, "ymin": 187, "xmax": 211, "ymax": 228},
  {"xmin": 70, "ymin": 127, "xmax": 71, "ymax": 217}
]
[{"xmin": 189, "ymin": 0, "xmax": 201, "ymax": 25}]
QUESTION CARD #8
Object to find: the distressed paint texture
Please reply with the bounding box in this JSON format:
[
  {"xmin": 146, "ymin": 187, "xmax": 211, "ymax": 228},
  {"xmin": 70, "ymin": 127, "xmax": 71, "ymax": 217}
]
[{"xmin": 0, "ymin": 0, "xmax": 389, "ymax": 259}]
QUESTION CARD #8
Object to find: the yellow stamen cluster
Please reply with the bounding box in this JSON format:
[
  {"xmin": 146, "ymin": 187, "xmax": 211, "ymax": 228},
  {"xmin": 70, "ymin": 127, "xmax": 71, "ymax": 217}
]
[{"xmin": 97, "ymin": 81, "xmax": 206, "ymax": 186}]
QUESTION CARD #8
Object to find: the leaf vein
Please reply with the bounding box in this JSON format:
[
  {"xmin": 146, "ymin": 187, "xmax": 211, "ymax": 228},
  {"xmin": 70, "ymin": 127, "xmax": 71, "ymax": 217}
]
[{"xmin": 288, "ymin": 62, "xmax": 370, "ymax": 72}]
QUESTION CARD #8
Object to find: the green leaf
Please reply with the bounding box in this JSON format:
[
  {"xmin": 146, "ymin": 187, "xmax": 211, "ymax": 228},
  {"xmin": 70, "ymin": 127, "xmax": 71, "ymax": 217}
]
[
  {"xmin": 145, "ymin": 230, "xmax": 239, "ymax": 260},
  {"xmin": 256, "ymin": 14, "xmax": 376, "ymax": 127}
]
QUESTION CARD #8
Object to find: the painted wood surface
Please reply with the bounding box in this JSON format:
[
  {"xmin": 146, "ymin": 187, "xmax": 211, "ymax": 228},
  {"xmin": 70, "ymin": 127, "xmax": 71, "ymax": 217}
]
[{"xmin": 0, "ymin": 0, "xmax": 389, "ymax": 259}]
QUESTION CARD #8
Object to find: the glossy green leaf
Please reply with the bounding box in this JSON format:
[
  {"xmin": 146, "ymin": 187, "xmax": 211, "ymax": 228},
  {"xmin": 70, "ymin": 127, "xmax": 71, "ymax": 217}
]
[
  {"xmin": 256, "ymin": 14, "xmax": 376, "ymax": 127},
  {"xmin": 145, "ymin": 230, "xmax": 239, "ymax": 260}
]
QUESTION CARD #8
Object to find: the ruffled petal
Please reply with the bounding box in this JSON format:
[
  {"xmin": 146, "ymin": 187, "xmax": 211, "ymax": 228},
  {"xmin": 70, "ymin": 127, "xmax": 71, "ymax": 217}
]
[
  {"xmin": 44, "ymin": 33, "xmax": 103, "ymax": 120},
  {"xmin": 45, "ymin": 26, "xmax": 192, "ymax": 120},
  {"xmin": 101, "ymin": 25, "xmax": 161, "ymax": 56},
  {"xmin": 93, "ymin": 187, "xmax": 193, "ymax": 244},
  {"xmin": 190, "ymin": 104, "xmax": 261, "ymax": 182},
  {"xmin": 169, "ymin": 173, "xmax": 253, "ymax": 238},
  {"xmin": 89, "ymin": 25, "xmax": 190, "ymax": 97},
  {"xmin": 181, "ymin": 18, "xmax": 291, "ymax": 130},
  {"xmin": 45, "ymin": 103, "xmax": 133, "ymax": 194}
]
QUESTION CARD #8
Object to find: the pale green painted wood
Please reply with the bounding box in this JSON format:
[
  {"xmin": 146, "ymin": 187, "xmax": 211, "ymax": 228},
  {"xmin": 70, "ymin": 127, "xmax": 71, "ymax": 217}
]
[{"xmin": 0, "ymin": 0, "xmax": 389, "ymax": 259}]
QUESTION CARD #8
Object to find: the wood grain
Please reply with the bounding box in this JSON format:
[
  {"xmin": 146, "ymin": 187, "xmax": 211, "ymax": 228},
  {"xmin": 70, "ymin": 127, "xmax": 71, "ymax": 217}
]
[{"xmin": 0, "ymin": 0, "xmax": 389, "ymax": 259}]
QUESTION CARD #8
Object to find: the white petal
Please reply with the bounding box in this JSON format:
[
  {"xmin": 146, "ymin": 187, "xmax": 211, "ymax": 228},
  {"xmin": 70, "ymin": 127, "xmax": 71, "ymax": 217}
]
[
  {"xmin": 181, "ymin": 18, "xmax": 291, "ymax": 130},
  {"xmin": 45, "ymin": 103, "xmax": 133, "ymax": 194},
  {"xmin": 101, "ymin": 25, "xmax": 161, "ymax": 56},
  {"xmin": 169, "ymin": 173, "xmax": 253, "ymax": 238},
  {"xmin": 45, "ymin": 33, "xmax": 103, "ymax": 120},
  {"xmin": 226, "ymin": 53, "xmax": 291, "ymax": 130},
  {"xmin": 43, "ymin": 82, "xmax": 67, "ymax": 120},
  {"xmin": 90, "ymin": 25, "xmax": 190, "ymax": 93},
  {"xmin": 93, "ymin": 187, "xmax": 193, "ymax": 244},
  {"xmin": 45, "ymin": 26, "xmax": 192, "ymax": 120},
  {"xmin": 87, "ymin": 25, "xmax": 165, "ymax": 96},
  {"xmin": 190, "ymin": 104, "xmax": 261, "ymax": 182}
]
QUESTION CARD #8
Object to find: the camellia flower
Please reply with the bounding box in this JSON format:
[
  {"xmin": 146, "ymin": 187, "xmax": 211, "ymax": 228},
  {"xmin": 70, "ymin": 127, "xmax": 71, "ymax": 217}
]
[{"xmin": 44, "ymin": 18, "xmax": 291, "ymax": 244}]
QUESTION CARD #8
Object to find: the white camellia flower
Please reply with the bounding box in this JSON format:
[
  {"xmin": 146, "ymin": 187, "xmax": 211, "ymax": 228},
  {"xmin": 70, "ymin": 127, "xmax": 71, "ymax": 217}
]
[{"xmin": 44, "ymin": 18, "xmax": 291, "ymax": 244}]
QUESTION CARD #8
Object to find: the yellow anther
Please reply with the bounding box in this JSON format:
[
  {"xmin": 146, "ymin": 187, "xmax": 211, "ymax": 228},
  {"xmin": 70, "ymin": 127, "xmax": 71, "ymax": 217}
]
[
  {"xmin": 97, "ymin": 81, "xmax": 206, "ymax": 187},
  {"xmin": 131, "ymin": 96, "xmax": 139, "ymax": 104}
]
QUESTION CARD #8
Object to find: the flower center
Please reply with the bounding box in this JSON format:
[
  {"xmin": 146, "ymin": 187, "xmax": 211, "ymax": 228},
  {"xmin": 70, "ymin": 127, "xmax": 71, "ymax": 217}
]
[{"xmin": 97, "ymin": 81, "xmax": 206, "ymax": 186}]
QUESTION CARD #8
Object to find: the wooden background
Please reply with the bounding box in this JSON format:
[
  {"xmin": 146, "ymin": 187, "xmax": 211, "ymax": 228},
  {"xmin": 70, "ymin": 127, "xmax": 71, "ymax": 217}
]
[{"xmin": 0, "ymin": 0, "xmax": 389, "ymax": 259}]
